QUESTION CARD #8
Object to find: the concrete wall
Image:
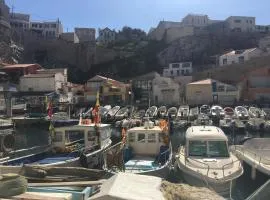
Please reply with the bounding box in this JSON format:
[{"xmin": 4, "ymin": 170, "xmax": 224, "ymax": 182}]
[
  {"xmin": 186, "ymin": 84, "xmax": 212, "ymax": 105},
  {"xmin": 165, "ymin": 26, "xmax": 194, "ymax": 43}
]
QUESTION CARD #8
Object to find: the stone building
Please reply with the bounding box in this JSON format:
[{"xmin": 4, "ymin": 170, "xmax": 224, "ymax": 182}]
[
  {"xmin": 30, "ymin": 19, "xmax": 63, "ymax": 38},
  {"xmin": 9, "ymin": 12, "xmax": 30, "ymax": 31}
]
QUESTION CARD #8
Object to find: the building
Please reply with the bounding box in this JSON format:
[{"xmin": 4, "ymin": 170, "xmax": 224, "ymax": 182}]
[
  {"xmin": 74, "ymin": 28, "xmax": 95, "ymax": 43},
  {"xmin": 30, "ymin": 19, "xmax": 63, "ymax": 38},
  {"xmin": 36, "ymin": 68, "xmax": 68, "ymax": 83},
  {"xmin": 238, "ymin": 67, "xmax": 270, "ymax": 102},
  {"xmin": 60, "ymin": 32, "xmax": 79, "ymax": 43},
  {"xmin": 255, "ymin": 25, "xmax": 270, "ymax": 33},
  {"xmin": 173, "ymin": 76, "xmax": 193, "ymax": 103},
  {"xmin": 152, "ymin": 76, "xmax": 180, "ymax": 106},
  {"xmin": 19, "ymin": 73, "xmax": 65, "ymax": 93},
  {"xmin": 218, "ymin": 48, "xmax": 262, "ymax": 66},
  {"xmin": 1, "ymin": 64, "xmax": 42, "ymax": 83},
  {"xmin": 85, "ymin": 75, "xmax": 130, "ymax": 105},
  {"xmin": 0, "ymin": 0, "xmax": 11, "ymax": 36},
  {"xmin": 186, "ymin": 79, "xmax": 239, "ymax": 105},
  {"xmin": 9, "ymin": 13, "xmax": 30, "ymax": 31},
  {"xmin": 182, "ymin": 14, "xmax": 209, "ymax": 27},
  {"xmin": 98, "ymin": 28, "xmax": 116, "ymax": 44},
  {"xmin": 132, "ymin": 72, "xmax": 160, "ymax": 105},
  {"xmin": 163, "ymin": 62, "xmax": 193, "ymax": 77},
  {"xmin": 225, "ymin": 16, "xmax": 256, "ymax": 32}
]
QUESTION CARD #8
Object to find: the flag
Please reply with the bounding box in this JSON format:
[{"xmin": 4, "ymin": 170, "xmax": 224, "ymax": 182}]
[{"xmin": 93, "ymin": 91, "xmax": 100, "ymax": 124}]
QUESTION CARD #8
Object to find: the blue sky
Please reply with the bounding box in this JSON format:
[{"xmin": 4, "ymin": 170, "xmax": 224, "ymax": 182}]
[{"xmin": 5, "ymin": 0, "xmax": 270, "ymax": 33}]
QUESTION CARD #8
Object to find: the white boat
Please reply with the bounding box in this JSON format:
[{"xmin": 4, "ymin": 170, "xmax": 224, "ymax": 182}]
[
  {"xmin": 231, "ymin": 138, "xmax": 270, "ymax": 176},
  {"xmin": 115, "ymin": 107, "xmax": 129, "ymax": 121},
  {"xmin": 167, "ymin": 107, "xmax": 177, "ymax": 119},
  {"xmin": 249, "ymin": 107, "xmax": 266, "ymax": 119},
  {"xmin": 176, "ymin": 126, "xmax": 243, "ymax": 197},
  {"xmin": 105, "ymin": 121, "xmax": 172, "ymax": 178},
  {"xmin": 223, "ymin": 107, "xmax": 236, "ymax": 118},
  {"xmin": 189, "ymin": 107, "xmax": 199, "ymax": 121},
  {"xmin": 1, "ymin": 121, "xmax": 112, "ymax": 168},
  {"xmin": 210, "ymin": 105, "xmax": 225, "ymax": 119},
  {"xmin": 157, "ymin": 106, "xmax": 167, "ymax": 118},
  {"xmin": 145, "ymin": 106, "xmax": 158, "ymax": 118},
  {"xmin": 235, "ymin": 106, "xmax": 249, "ymax": 120},
  {"xmin": 105, "ymin": 106, "xmax": 120, "ymax": 122},
  {"xmin": 200, "ymin": 105, "xmax": 211, "ymax": 116},
  {"xmin": 177, "ymin": 105, "xmax": 189, "ymax": 120}
]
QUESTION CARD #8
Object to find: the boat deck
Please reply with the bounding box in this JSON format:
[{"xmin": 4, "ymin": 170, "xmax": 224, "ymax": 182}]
[{"xmin": 124, "ymin": 156, "xmax": 159, "ymax": 173}]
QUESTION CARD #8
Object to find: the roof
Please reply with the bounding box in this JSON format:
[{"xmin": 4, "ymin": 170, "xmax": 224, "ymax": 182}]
[
  {"xmin": 87, "ymin": 75, "xmax": 125, "ymax": 87},
  {"xmin": 186, "ymin": 126, "xmax": 228, "ymax": 141},
  {"xmin": 127, "ymin": 125, "xmax": 162, "ymax": 134},
  {"xmin": 2, "ymin": 64, "xmax": 42, "ymax": 69},
  {"xmin": 89, "ymin": 173, "xmax": 164, "ymax": 200},
  {"xmin": 188, "ymin": 79, "xmax": 212, "ymax": 85},
  {"xmin": 220, "ymin": 48, "xmax": 258, "ymax": 57}
]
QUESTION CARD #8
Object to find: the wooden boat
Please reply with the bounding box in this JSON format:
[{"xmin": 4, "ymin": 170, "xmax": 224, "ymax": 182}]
[
  {"xmin": 200, "ymin": 105, "xmax": 210, "ymax": 116},
  {"xmin": 232, "ymin": 138, "xmax": 270, "ymax": 177},
  {"xmin": 167, "ymin": 107, "xmax": 177, "ymax": 120},
  {"xmin": 104, "ymin": 120, "xmax": 172, "ymax": 178},
  {"xmin": 0, "ymin": 121, "xmax": 112, "ymax": 168},
  {"xmin": 249, "ymin": 107, "xmax": 266, "ymax": 119},
  {"xmin": 210, "ymin": 105, "xmax": 225, "ymax": 119},
  {"xmin": 145, "ymin": 106, "xmax": 158, "ymax": 118},
  {"xmin": 235, "ymin": 106, "xmax": 249, "ymax": 120},
  {"xmin": 177, "ymin": 105, "xmax": 189, "ymax": 120},
  {"xmin": 189, "ymin": 107, "xmax": 199, "ymax": 121},
  {"xmin": 157, "ymin": 106, "xmax": 167, "ymax": 119},
  {"xmin": 105, "ymin": 106, "xmax": 120, "ymax": 122},
  {"xmin": 176, "ymin": 126, "xmax": 243, "ymax": 197},
  {"xmin": 114, "ymin": 107, "xmax": 129, "ymax": 121}
]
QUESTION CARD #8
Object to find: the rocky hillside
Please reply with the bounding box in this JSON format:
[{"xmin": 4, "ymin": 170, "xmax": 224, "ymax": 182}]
[{"xmin": 0, "ymin": 35, "xmax": 23, "ymax": 64}]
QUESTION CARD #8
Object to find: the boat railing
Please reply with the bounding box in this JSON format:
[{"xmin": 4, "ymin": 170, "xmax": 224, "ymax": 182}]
[
  {"xmin": 179, "ymin": 149, "xmax": 242, "ymax": 180},
  {"xmin": 232, "ymin": 145, "xmax": 270, "ymax": 166}
]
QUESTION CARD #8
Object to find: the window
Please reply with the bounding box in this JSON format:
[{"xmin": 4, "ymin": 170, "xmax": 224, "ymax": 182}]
[
  {"xmin": 39, "ymin": 24, "xmax": 42, "ymax": 28},
  {"xmin": 172, "ymin": 63, "xmax": 180, "ymax": 68},
  {"xmin": 246, "ymin": 20, "xmax": 248, "ymax": 23},
  {"xmin": 239, "ymin": 56, "xmax": 244, "ymax": 63},
  {"xmin": 51, "ymin": 24, "xmax": 57, "ymax": 28},
  {"xmin": 32, "ymin": 24, "xmax": 37, "ymax": 28},
  {"xmin": 53, "ymin": 132, "xmax": 63, "ymax": 142},
  {"xmin": 208, "ymin": 141, "xmax": 229, "ymax": 157},
  {"xmin": 189, "ymin": 141, "xmax": 207, "ymax": 156},
  {"xmin": 88, "ymin": 130, "xmax": 96, "ymax": 142},
  {"xmin": 217, "ymin": 85, "xmax": 225, "ymax": 92},
  {"xmin": 44, "ymin": 24, "xmax": 49, "ymax": 28},
  {"xmin": 234, "ymin": 19, "xmax": 241, "ymax": 23},
  {"xmin": 148, "ymin": 133, "xmax": 156, "ymax": 143},
  {"xmin": 138, "ymin": 133, "xmax": 145, "ymax": 142},
  {"xmin": 181, "ymin": 70, "xmax": 185, "ymax": 75},
  {"xmin": 223, "ymin": 59, "xmax": 227, "ymax": 65},
  {"xmin": 182, "ymin": 62, "xmax": 191, "ymax": 68},
  {"xmin": 177, "ymin": 70, "xmax": 180, "ymax": 76},
  {"xmin": 65, "ymin": 130, "xmax": 84, "ymax": 143},
  {"xmin": 128, "ymin": 132, "xmax": 135, "ymax": 142},
  {"xmin": 170, "ymin": 70, "xmax": 173, "ymax": 75},
  {"xmin": 250, "ymin": 20, "xmax": 253, "ymax": 24},
  {"xmin": 185, "ymin": 69, "xmax": 189, "ymax": 75}
]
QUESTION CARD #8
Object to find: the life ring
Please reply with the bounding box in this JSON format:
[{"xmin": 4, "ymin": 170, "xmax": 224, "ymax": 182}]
[{"xmin": 0, "ymin": 134, "xmax": 15, "ymax": 153}]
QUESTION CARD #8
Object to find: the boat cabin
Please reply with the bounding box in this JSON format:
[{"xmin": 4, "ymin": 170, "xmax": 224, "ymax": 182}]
[
  {"xmin": 52, "ymin": 124, "xmax": 111, "ymax": 151},
  {"xmin": 185, "ymin": 126, "xmax": 229, "ymax": 158}
]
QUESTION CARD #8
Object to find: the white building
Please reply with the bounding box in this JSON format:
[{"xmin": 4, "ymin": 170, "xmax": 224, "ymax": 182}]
[
  {"xmin": 98, "ymin": 27, "xmax": 116, "ymax": 44},
  {"xmin": 182, "ymin": 14, "xmax": 209, "ymax": 27},
  {"xmin": 30, "ymin": 19, "xmax": 63, "ymax": 38},
  {"xmin": 163, "ymin": 62, "xmax": 193, "ymax": 77},
  {"xmin": 19, "ymin": 73, "xmax": 65, "ymax": 93},
  {"xmin": 152, "ymin": 76, "xmax": 180, "ymax": 105},
  {"xmin": 74, "ymin": 27, "xmax": 95, "ymax": 43},
  {"xmin": 218, "ymin": 48, "xmax": 262, "ymax": 66},
  {"xmin": 9, "ymin": 13, "xmax": 30, "ymax": 30},
  {"xmin": 226, "ymin": 16, "xmax": 256, "ymax": 32},
  {"xmin": 255, "ymin": 25, "xmax": 270, "ymax": 33}
]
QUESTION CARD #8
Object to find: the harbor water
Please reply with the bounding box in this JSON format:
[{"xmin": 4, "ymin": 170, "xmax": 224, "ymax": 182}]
[{"xmin": 13, "ymin": 125, "xmax": 270, "ymax": 200}]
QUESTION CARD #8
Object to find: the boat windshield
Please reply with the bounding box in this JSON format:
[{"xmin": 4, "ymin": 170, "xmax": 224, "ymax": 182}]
[{"xmin": 189, "ymin": 141, "xmax": 229, "ymax": 158}]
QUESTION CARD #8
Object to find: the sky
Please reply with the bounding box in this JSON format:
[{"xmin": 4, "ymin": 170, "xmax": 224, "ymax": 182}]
[{"xmin": 5, "ymin": 0, "xmax": 270, "ymax": 33}]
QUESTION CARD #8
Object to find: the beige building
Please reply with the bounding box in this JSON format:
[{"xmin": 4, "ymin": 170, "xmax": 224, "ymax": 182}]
[
  {"xmin": 152, "ymin": 76, "xmax": 180, "ymax": 106},
  {"xmin": 226, "ymin": 16, "xmax": 256, "ymax": 32},
  {"xmin": 74, "ymin": 27, "xmax": 95, "ymax": 43},
  {"xmin": 0, "ymin": 0, "xmax": 10, "ymax": 36},
  {"xmin": 219, "ymin": 48, "xmax": 262, "ymax": 66},
  {"xmin": 9, "ymin": 13, "xmax": 30, "ymax": 31},
  {"xmin": 182, "ymin": 14, "xmax": 209, "ymax": 27},
  {"xmin": 186, "ymin": 79, "xmax": 239, "ymax": 105},
  {"xmin": 30, "ymin": 19, "xmax": 63, "ymax": 38},
  {"xmin": 163, "ymin": 62, "xmax": 193, "ymax": 77}
]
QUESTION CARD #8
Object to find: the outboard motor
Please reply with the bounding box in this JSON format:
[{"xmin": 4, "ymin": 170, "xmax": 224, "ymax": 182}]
[{"xmin": 0, "ymin": 132, "xmax": 15, "ymax": 153}]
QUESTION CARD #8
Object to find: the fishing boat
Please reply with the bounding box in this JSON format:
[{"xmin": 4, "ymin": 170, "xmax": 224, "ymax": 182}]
[
  {"xmin": 157, "ymin": 106, "xmax": 167, "ymax": 119},
  {"xmin": 104, "ymin": 120, "xmax": 172, "ymax": 178},
  {"xmin": 145, "ymin": 106, "xmax": 158, "ymax": 118},
  {"xmin": 235, "ymin": 106, "xmax": 249, "ymax": 120},
  {"xmin": 200, "ymin": 105, "xmax": 211, "ymax": 116},
  {"xmin": 224, "ymin": 107, "xmax": 236, "ymax": 118},
  {"xmin": 105, "ymin": 106, "xmax": 120, "ymax": 122},
  {"xmin": 176, "ymin": 126, "xmax": 243, "ymax": 197},
  {"xmin": 167, "ymin": 107, "xmax": 178, "ymax": 120},
  {"xmin": 249, "ymin": 107, "xmax": 266, "ymax": 119},
  {"xmin": 189, "ymin": 107, "xmax": 199, "ymax": 121},
  {"xmin": 231, "ymin": 138, "xmax": 270, "ymax": 177},
  {"xmin": 177, "ymin": 105, "xmax": 189, "ymax": 120},
  {"xmin": 114, "ymin": 107, "xmax": 129, "ymax": 121},
  {"xmin": 210, "ymin": 105, "xmax": 225, "ymax": 120}
]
